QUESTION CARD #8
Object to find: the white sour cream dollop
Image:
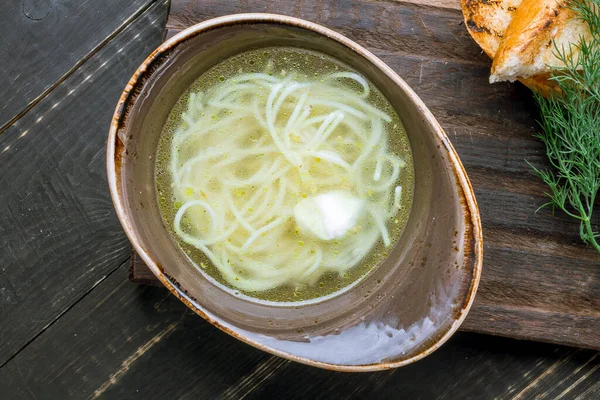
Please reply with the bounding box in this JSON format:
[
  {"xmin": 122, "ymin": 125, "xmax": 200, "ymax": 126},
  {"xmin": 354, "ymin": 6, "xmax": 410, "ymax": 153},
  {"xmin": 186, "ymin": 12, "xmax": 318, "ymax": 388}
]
[{"xmin": 293, "ymin": 191, "xmax": 363, "ymax": 241}]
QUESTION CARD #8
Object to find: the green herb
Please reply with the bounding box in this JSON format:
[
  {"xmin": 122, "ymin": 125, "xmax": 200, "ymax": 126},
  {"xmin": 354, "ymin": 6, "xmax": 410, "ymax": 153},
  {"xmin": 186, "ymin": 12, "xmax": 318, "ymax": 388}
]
[{"xmin": 531, "ymin": 0, "xmax": 600, "ymax": 253}]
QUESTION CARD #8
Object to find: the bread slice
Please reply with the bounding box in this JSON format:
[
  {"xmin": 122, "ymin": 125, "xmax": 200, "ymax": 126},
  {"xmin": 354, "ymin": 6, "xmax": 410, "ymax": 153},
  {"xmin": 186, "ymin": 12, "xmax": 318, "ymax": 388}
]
[
  {"xmin": 490, "ymin": 0, "xmax": 592, "ymax": 83},
  {"xmin": 461, "ymin": 0, "xmax": 523, "ymax": 58},
  {"xmin": 461, "ymin": 0, "xmax": 555, "ymax": 94}
]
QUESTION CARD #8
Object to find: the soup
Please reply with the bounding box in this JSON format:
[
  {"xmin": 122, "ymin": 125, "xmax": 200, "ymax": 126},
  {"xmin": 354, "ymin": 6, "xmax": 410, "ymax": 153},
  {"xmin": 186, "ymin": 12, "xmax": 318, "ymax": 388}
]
[{"xmin": 156, "ymin": 47, "xmax": 414, "ymax": 303}]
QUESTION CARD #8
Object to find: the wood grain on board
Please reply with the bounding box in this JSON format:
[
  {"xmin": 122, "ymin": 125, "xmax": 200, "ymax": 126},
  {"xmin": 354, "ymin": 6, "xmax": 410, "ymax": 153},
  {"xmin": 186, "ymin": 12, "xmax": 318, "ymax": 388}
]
[
  {"xmin": 3, "ymin": 262, "xmax": 600, "ymax": 399},
  {"xmin": 0, "ymin": 0, "xmax": 155, "ymax": 133},
  {"xmin": 0, "ymin": 0, "xmax": 169, "ymax": 367},
  {"xmin": 131, "ymin": 0, "xmax": 600, "ymax": 351}
]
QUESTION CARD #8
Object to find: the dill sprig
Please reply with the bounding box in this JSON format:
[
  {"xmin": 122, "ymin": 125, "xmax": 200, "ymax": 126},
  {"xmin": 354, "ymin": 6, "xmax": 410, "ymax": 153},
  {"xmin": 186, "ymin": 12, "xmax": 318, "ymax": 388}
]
[{"xmin": 531, "ymin": 0, "xmax": 600, "ymax": 253}]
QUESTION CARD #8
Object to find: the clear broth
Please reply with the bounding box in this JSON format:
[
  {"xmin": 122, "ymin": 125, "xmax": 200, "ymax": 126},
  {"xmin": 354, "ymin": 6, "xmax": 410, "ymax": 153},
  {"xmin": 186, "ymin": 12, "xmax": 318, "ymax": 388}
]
[{"xmin": 156, "ymin": 47, "xmax": 414, "ymax": 303}]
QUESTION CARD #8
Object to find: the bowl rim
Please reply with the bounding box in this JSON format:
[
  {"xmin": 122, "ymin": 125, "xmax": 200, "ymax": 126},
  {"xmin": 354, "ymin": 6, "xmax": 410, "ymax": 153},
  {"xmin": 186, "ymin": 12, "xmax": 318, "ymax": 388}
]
[{"xmin": 106, "ymin": 12, "xmax": 483, "ymax": 372}]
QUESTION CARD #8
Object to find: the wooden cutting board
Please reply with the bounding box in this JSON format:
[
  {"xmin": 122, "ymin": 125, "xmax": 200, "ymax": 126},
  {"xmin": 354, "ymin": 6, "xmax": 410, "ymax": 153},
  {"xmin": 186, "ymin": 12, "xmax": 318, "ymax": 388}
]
[{"xmin": 130, "ymin": 0, "xmax": 600, "ymax": 350}]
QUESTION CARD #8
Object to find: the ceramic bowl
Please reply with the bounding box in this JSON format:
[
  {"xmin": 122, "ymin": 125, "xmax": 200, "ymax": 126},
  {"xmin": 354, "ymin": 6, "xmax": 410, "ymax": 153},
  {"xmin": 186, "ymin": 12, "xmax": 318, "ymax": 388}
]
[{"xmin": 107, "ymin": 13, "xmax": 482, "ymax": 371}]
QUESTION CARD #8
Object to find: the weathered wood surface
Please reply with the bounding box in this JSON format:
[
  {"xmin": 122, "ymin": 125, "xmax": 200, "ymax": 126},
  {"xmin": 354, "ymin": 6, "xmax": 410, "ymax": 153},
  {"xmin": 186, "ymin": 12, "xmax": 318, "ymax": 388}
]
[
  {"xmin": 0, "ymin": 0, "xmax": 155, "ymax": 132},
  {"xmin": 132, "ymin": 0, "xmax": 600, "ymax": 351},
  {"xmin": 0, "ymin": 0, "xmax": 169, "ymax": 367},
  {"xmin": 1, "ymin": 0, "xmax": 600, "ymax": 398},
  {"xmin": 4, "ymin": 262, "xmax": 600, "ymax": 399}
]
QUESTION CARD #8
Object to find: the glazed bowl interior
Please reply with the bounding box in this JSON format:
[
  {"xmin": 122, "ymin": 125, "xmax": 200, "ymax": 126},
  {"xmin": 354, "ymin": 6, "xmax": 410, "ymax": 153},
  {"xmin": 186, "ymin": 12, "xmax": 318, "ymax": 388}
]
[{"xmin": 108, "ymin": 14, "xmax": 481, "ymax": 371}]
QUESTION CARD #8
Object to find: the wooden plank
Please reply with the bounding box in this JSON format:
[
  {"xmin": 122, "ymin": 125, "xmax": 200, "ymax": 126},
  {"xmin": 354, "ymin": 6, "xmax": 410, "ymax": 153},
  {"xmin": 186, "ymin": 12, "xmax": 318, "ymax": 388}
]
[
  {"xmin": 131, "ymin": 0, "xmax": 600, "ymax": 351},
  {"xmin": 0, "ymin": 264, "xmax": 278, "ymax": 399},
  {"xmin": 393, "ymin": 0, "xmax": 461, "ymax": 9},
  {"xmin": 2, "ymin": 261, "xmax": 600, "ymax": 399},
  {"xmin": 0, "ymin": 0, "xmax": 158, "ymax": 133},
  {"xmin": 0, "ymin": 0, "xmax": 169, "ymax": 366},
  {"xmin": 165, "ymin": 0, "xmax": 487, "ymax": 64}
]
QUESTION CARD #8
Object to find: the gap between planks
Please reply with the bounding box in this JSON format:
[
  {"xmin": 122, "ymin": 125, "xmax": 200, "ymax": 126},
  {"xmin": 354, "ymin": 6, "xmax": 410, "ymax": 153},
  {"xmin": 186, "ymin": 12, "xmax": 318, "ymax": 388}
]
[
  {"xmin": 0, "ymin": 0, "xmax": 160, "ymax": 136},
  {"xmin": 0, "ymin": 257, "xmax": 131, "ymax": 369},
  {"xmin": 0, "ymin": 0, "xmax": 169, "ymax": 369}
]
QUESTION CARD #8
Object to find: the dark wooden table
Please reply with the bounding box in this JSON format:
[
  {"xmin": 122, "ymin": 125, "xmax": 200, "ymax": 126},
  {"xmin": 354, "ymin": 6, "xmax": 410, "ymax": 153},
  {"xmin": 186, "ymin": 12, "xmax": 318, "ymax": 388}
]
[{"xmin": 0, "ymin": 0, "xmax": 599, "ymax": 399}]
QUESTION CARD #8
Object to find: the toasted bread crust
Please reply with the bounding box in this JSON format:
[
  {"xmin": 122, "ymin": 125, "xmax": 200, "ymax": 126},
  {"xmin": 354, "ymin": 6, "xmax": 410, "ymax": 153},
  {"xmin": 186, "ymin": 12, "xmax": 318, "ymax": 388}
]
[
  {"xmin": 461, "ymin": 0, "xmax": 522, "ymax": 58},
  {"xmin": 520, "ymin": 74, "xmax": 556, "ymax": 97},
  {"xmin": 461, "ymin": 0, "xmax": 557, "ymax": 95},
  {"xmin": 490, "ymin": 0, "xmax": 581, "ymax": 82}
]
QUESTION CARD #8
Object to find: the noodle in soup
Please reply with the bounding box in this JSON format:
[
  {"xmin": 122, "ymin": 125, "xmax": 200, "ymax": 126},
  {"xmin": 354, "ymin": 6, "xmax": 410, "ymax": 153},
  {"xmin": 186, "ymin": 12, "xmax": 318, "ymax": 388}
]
[{"xmin": 156, "ymin": 47, "xmax": 414, "ymax": 303}]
